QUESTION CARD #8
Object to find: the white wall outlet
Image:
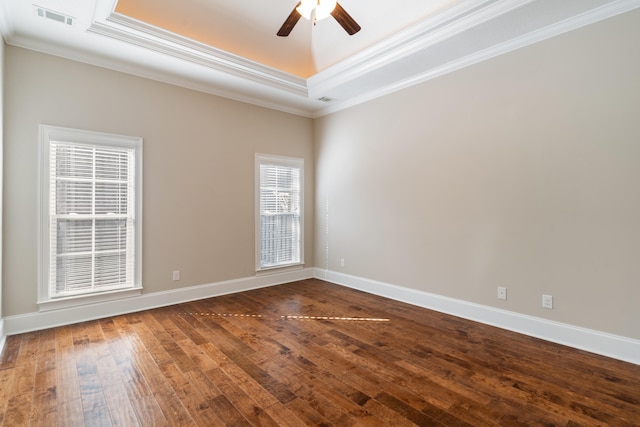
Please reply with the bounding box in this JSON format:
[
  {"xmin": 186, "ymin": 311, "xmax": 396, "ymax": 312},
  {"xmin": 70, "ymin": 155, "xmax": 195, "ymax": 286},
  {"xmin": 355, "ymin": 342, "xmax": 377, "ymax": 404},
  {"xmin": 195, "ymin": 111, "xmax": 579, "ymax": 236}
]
[
  {"xmin": 340, "ymin": 258, "xmax": 345, "ymax": 267},
  {"xmin": 542, "ymin": 294, "xmax": 553, "ymax": 309},
  {"xmin": 497, "ymin": 287, "xmax": 507, "ymax": 300},
  {"xmin": 172, "ymin": 270, "xmax": 181, "ymax": 281}
]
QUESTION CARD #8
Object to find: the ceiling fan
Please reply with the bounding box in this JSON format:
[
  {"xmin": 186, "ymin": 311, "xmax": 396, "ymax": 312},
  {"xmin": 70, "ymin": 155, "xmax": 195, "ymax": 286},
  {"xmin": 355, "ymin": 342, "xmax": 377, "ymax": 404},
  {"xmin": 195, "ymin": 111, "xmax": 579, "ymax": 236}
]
[{"xmin": 277, "ymin": 0, "xmax": 361, "ymax": 37}]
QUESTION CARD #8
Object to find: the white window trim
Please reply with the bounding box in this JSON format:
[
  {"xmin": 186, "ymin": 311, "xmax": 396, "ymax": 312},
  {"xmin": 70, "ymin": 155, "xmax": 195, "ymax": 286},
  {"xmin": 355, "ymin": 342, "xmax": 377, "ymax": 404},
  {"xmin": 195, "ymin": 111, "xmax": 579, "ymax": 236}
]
[
  {"xmin": 255, "ymin": 153, "xmax": 304, "ymax": 273},
  {"xmin": 38, "ymin": 125, "xmax": 143, "ymax": 310}
]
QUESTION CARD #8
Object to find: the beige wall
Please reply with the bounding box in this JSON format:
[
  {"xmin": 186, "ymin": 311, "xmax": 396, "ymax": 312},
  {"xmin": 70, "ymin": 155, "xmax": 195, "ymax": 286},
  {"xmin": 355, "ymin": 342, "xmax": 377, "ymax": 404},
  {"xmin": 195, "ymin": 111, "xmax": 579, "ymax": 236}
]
[
  {"xmin": 3, "ymin": 46, "xmax": 314, "ymax": 316},
  {"xmin": 314, "ymin": 10, "xmax": 640, "ymax": 339}
]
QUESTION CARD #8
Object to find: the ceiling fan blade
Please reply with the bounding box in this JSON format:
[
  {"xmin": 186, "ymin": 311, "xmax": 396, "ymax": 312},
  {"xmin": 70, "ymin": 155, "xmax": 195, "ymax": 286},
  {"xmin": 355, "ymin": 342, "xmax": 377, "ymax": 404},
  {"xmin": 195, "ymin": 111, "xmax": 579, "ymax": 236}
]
[
  {"xmin": 277, "ymin": 2, "xmax": 302, "ymax": 37},
  {"xmin": 331, "ymin": 3, "xmax": 361, "ymax": 35}
]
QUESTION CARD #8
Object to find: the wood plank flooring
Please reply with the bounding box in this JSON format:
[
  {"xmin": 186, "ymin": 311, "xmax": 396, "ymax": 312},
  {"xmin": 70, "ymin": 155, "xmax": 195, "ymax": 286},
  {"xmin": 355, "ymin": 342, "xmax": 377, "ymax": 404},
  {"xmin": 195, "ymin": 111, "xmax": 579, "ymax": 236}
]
[{"xmin": 0, "ymin": 279, "xmax": 638, "ymax": 426}]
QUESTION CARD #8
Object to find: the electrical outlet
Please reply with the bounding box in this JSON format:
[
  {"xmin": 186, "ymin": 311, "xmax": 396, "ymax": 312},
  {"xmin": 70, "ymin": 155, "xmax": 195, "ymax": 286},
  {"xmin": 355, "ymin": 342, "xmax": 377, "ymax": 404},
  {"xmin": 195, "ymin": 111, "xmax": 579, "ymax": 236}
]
[
  {"xmin": 542, "ymin": 294, "xmax": 553, "ymax": 309},
  {"xmin": 172, "ymin": 270, "xmax": 181, "ymax": 281},
  {"xmin": 340, "ymin": 258, "xmax": 345, "ymax": 267},
  {"xmin": 497, "ymin": 287, "xmax": 507, "ymax": 300}
]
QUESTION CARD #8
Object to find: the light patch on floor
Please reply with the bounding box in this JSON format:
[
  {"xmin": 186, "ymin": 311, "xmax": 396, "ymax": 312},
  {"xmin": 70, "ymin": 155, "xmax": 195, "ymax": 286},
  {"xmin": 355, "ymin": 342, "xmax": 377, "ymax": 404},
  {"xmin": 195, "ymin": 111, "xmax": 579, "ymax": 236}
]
[{"xmin": 179, "ymin": 312, "xmax": 390, "ymax": 322}]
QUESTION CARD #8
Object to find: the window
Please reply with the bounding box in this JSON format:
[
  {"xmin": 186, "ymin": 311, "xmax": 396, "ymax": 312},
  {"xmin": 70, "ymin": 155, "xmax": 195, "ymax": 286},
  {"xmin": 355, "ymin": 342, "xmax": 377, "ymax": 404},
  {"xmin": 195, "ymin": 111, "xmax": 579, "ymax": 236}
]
[
  {"xmin": 256, "ymin": 154, "xmax": 304, "ymax": 271},
  {"xmin": 39, "ymin": 125, "xmax": 142, "ymax": 308}
]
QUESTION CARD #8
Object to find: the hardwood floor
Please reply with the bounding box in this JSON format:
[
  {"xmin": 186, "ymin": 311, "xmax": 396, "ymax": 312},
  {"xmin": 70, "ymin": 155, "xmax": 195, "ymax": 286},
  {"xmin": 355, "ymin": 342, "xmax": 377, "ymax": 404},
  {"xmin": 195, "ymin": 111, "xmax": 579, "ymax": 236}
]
[{"xmin": 0, "ymin": 279, "xmax": 638, "ymax": 426}]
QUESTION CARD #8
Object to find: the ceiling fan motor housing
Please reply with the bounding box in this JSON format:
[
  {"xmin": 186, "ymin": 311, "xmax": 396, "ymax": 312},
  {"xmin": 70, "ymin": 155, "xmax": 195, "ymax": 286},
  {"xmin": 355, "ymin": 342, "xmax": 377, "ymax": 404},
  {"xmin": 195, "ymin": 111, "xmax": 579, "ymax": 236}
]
[{"xmin": 277, "ymin": 1, "xmax": 361, "ymax": 37}]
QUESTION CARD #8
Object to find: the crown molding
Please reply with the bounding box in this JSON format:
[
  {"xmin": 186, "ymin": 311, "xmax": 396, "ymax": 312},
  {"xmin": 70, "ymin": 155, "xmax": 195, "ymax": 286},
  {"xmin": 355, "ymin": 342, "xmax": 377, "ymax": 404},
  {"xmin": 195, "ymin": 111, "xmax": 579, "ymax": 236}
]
[
  {"xmin": 313, "ymin": 0, "xmax": 640, "ymax": 117},
  {"xmin": 88, "ymin": 13, "xmax": 308, "ymax": 98},
  {"xmin": 307, "ymin": 0, "xmax": 526, "ymax": 98}
]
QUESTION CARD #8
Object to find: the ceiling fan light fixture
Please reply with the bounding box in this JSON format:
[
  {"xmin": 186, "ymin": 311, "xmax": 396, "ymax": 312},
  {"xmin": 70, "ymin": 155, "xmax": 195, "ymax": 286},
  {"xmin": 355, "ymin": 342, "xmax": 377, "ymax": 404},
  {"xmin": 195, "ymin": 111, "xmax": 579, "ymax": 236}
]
[
  {"xmin": 279, "ymin": 0, "xmax": 360, "ymax": 37},
  {"xmin": 315, "ymin": 0, "xmax": 337, "ymax": 20},
  {"xmin": 296, "ymin": 0, "xmax": 315, "ymax": 20},
  {"xmin": 297, "ymin": 0, "xmax": 337, "ymax": 21}
]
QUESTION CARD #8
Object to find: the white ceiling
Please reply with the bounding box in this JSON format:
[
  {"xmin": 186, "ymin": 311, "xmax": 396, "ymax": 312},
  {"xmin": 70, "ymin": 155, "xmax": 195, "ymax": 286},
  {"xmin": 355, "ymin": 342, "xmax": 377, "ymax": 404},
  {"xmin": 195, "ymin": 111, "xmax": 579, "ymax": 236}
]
[{"xmin": 1, "ymin": 0, "xmax": 639, "ymax": 117}]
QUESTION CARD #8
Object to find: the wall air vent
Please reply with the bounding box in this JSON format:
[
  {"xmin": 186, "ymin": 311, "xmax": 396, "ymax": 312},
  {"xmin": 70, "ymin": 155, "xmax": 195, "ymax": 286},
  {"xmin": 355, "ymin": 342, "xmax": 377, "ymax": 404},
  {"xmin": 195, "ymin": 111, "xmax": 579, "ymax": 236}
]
[
  {"xmin": 33, "ymin": 5, "xmax": 74, "ymax": 26},
  {"xmin": 317, "ymin": 97, "xmax": 334, "ymax": 103}
]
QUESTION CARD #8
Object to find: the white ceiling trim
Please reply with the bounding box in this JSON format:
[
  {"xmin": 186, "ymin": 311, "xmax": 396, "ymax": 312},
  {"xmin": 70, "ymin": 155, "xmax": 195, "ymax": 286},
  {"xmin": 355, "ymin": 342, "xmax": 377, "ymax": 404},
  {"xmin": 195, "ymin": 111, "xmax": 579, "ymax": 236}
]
[
  {"xmin": 89, "ymin": 12, "xmax": 308, "ymax": 97},
  {"xmin": 308, "ymin": 0, "xmax": 529, "ymax": 98},
  {"xmin": 313, "ymin": 0, "xmax": 640, "ymax": 117}
]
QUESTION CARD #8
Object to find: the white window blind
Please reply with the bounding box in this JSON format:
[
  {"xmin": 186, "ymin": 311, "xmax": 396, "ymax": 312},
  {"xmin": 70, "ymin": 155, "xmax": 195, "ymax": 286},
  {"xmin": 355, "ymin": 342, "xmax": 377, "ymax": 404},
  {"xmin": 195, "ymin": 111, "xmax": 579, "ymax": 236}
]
[
  {"xmin": 257, "ymin": 155, "xmax": 303, "ymax": 270},
  {"xmin": 39, "ymin": 125, "xmax": 142, "ymax": 304}
]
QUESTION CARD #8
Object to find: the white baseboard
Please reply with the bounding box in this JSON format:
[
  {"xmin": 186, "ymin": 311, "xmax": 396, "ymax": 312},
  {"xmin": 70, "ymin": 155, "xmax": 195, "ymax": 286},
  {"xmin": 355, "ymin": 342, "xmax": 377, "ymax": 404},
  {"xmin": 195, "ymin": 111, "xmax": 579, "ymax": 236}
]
[
  {"xmin": 3, "ymin": 268, "xmax": 314, "ymax": 336},
  {"xmin": 0, "ymin": 319, "xmax": 5, "ymax": 357},
  {"xmin": 314, "ymin": 268, "xmax": 640, "ymax": 365}
]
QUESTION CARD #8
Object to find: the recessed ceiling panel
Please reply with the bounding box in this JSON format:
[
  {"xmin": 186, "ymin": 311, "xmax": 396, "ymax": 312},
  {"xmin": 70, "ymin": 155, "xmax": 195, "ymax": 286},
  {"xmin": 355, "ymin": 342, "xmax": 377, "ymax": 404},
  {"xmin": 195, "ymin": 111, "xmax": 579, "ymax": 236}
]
[
  {"xmin": 114, "ymin": 0, "xmax": 459, "ymax": 77},
  {"xmin": 115, "ymin": 0, "xmax": 314, "ymax": 76}
]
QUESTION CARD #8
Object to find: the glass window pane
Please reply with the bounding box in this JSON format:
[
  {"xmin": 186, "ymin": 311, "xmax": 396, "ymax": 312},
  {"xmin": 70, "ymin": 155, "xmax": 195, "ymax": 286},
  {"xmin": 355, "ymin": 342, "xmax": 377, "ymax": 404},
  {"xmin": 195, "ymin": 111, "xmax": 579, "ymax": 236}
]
[
  {"xmin": 56, "ymin": 219, "xmax": 93, "ymax": 254},
  {"xmin": 95, "ymin": 219, "xmax": 127, "ymax": 251},
  {"xmin": 54, "ymin": 144, "xmax": 93, "ymax": 179},
  {"xmin": 95, "ymin": 182, "xmax": 128, "ymax": 214},
  {"xmin": 56, "ymin": 255, "xmax": 93, "ymax": 293},
  {"xmin": 56, "ymin": 181, "xmax": 93, "ymax": 214},
  {"xmin": 95, "ymin": 148, "xmax": 130, "ymax": 181},
  {"xmin": 95, "ymin": 253, "xmax": 128, "ymax": 288}
]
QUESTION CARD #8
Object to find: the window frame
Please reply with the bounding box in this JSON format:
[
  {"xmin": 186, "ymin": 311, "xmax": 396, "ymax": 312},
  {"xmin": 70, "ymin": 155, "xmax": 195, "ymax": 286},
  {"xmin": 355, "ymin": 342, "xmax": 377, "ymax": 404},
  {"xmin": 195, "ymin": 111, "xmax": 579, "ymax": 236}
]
[
  {"xmin": 38, "ymin": 125, "xmax": 143, "ymax": 310},
  {"xmin": 255, "ymin": 153, "xmax": 304, "ymax": 273}
]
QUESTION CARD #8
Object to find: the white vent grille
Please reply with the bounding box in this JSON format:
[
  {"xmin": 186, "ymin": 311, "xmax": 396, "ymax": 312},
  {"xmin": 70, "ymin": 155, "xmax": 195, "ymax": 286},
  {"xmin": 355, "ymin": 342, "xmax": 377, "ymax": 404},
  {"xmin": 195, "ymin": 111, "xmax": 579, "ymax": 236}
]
[{"xmin": 33, "ymin": 5, "xmax": 74, "ymax": 26}]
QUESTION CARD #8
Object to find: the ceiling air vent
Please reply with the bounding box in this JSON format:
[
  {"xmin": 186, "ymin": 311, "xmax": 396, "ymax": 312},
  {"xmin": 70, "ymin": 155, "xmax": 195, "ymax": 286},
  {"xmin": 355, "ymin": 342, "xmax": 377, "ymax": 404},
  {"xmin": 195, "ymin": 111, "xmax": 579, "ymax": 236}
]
[
  {"xmin": 317, "ymin": 97, "xmax": 334, "ymax": 103},
  {"xmin": 33, "ymin": 5, "xmax": 75, "ymax": 26}
]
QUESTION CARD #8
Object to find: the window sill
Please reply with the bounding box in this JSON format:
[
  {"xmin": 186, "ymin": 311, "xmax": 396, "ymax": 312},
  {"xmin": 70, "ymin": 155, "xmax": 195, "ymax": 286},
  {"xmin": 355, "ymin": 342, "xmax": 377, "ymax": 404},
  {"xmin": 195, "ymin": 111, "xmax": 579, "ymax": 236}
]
[
  {"xmin": 256, "ymin": 263, "xmax": 304, "ymax": 277},
  {"xmin": 37, "ymin": 287, "xmax": 142, "ymax": 312}
]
